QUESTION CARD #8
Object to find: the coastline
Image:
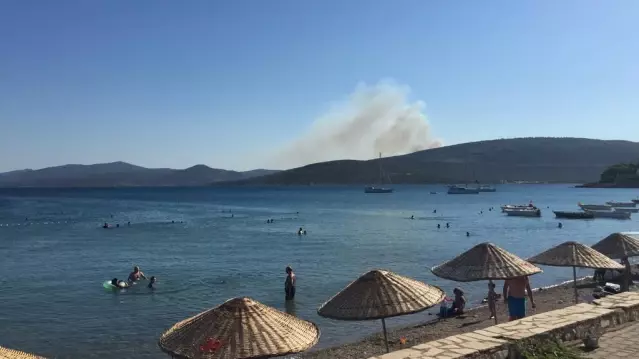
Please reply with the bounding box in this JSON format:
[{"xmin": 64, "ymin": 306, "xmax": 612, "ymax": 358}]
[{"xmin": 297, "ymin": 278, "xmax": 604, "ymax": 359}]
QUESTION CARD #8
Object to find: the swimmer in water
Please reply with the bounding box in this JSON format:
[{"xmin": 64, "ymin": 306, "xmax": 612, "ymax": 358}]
[
  {"xmin": 103, "ymin": 223, "xmax": 109, "ymax": 229},
  {"xmin": 558, "ymin": 222, "xmax": 563, "ymax": 228},
  {"xmin": 466, "ymin": 232, "xmax": 470, "ymax": 237},
  {"xmin": 410, "ymin": 215, "xmax": 414, "ymax": 220},
  {"xmin": 298, "ymin": 227, "xmax": 303, "ymax": 235},
  {"xmin": 446, "ymin": 222, "xmax": 450, "ymax": 228},
  {"xmin": 111, "ymin": 278, "xmax": 128, "ymax": 288},
  {"xmin": 148, "ymin": 276, "xmax": 157, "ymax": 289},
  {"xmin": 437, "ymin": 224, "xmax": 441, "ymax": 229},
  {"xmin": 128, "ymin": 266, "xmax": 147, "ymax": 283}
]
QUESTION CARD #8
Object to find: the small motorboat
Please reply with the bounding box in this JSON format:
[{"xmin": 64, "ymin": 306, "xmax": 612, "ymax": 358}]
[
  {"xmin": 584, "ymin": 210, "xmax": 631, "ymax": 220},
  {"xmin": 501, "ymin": 204, "xmax": 533, "ymax": 212},
  {"xmin": 504, "ymin": 208, "xmax": 541, "ymax": 217},
  {"xmin": 606, "ymin": 201, "xmax": 637, "ymax": 208},
  {"xmin": 554, "ymin": 211, "xmax": 595, "ymax": 219},
  {"xmin": 578, "ymin": 203, "xmax": 612, "ymax": 211}
]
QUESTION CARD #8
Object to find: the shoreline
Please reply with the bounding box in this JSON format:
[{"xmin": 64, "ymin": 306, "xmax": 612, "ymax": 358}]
[{"xmin": 297, "ymin": 278, "xmax": 607, "ymax": 359}]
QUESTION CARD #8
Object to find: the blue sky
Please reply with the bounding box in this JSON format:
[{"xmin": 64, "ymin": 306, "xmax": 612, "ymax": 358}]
[{"xmin": 1, "ymin": 1, "xmax": 637, "ymax": 171}]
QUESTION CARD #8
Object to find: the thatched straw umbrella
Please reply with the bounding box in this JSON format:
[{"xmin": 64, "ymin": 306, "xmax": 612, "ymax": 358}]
[
  {"xmin": 0, "ymin": 346, "xmax": 47, "ymax": 359},
  {"xmin": 159, "ymin": 297, "xmax": 320, "ymax": 359},
  {"xmin": 431, "ymin": 242, "xmax": 542, "ymax": 324},
  {"xmin": 592, "ymin": 232, "xmax": 639, "ymax": 291},
  {"xmin": 528, "ymin": 241, "xmax": 624, "ymax": 303},
  {"xmin": 317, "ymin": 269, "xmax": 445, "ymax": 353}
]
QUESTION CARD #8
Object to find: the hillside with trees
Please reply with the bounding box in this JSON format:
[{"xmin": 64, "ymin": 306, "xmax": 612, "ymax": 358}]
[{"xmin": 227, "ymin": 138, "xmax": 639, "ymax": 185}]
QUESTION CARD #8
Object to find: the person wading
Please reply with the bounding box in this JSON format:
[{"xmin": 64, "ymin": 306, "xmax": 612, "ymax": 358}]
[{"xmin": 285, "ymin": 266, "xmax": 296, "ymax": 301}]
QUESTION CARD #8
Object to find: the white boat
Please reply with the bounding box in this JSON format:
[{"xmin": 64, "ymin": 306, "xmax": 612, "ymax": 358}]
[
  {"xmin": 364, "ymin": 153, "xmax": 393, "ymax": 194},
  {"xmin": 578, "ymin": 203, "xmax": 612, "ymax": 211},
  {"xmin": 447, "ymin": 185, "xmax": 479, "ymax": 194},
  {"xmin": 501, "ymin": 204, "xmax": 532, "ymax": 212},
  {"xmin": 584, "ymin": 210, "xmax": 631, "ymax": 220},
  {"xmin": 614, "ymin": 207, "xmax": 639, "ymax": 213},
  {"xmin": 606, "ymin": 201, "xmax": 636, "ymax": 208},
  {"xmin": 504, "ymin": 208, "xmax": 541, "ymax": 217}
]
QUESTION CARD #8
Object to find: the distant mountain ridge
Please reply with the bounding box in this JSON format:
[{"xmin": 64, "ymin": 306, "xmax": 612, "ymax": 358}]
[
  {"xmin": 226, "ymin": 137, "xmax": 639, "ymax": 185},
  {"xmin": 0, "ymin": 162, "xmax": 278, "ymax": 188}
]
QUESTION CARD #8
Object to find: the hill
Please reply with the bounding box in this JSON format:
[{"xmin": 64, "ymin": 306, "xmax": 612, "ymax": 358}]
[
  {"xmin": 227, "ymin": 138, "xmax": 639, "ymax": 185},
  {"xmin": 0, "ymin": 162, "xmax": 278, "ymax": 188}
]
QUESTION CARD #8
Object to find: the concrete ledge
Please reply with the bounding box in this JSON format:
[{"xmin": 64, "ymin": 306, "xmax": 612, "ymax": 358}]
[{"xmin": 367, "ymin": 292, "xmax": 639, "ymax": 359}]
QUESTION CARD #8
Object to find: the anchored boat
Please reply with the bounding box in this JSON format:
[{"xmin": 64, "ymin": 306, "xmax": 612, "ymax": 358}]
[
  {"xmin": 364, "ymin": 153, "xmax": 393, "ymax": 194},
  {"xmin": 554, "ymin": 211, "xmax": 595, "ymax": 219}
]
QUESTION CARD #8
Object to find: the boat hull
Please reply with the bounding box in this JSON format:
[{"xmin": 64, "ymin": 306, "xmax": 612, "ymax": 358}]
[
  {"xmin": 606, "ymin": 201, "xmax": 636, "ymax": 208},
  {"xmin": 578, "ymin": 204, "xmax": 612, "ymax": 211},
  {"xmin": 614, "ymin": 208, "xmax": 639, "ymax": 213},
  {"xmin": 364, "ymin": 187, "xmax": 393, "ymax": 193},
  {"xmin": 505, "ymin": 209, "xmax": 541, "ymax": 217},
  {"xmin": 554, "ymin": 211, "xmax": 595, "ymax": 219},
  {"xmin": 584, "ymin": 210, "xmax": 631, "ymax": 219},
  {"xmin": 447, "ymin": 186, "xmax": 479, "ymax": 194},
  {"xmin": 477, "ymin": 187, "xmax": 496, "ymax": 192}
]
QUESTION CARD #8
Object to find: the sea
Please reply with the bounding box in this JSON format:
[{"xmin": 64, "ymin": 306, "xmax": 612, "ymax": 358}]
[{"xmin": 0, "ymin": 185, "xmax": 638, "ymax": 358}]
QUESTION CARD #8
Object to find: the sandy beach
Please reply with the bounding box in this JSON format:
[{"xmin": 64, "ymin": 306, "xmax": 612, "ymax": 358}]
[{"xmin": 298, "ymin": 277, "xmax": 627, "ymax": 359}]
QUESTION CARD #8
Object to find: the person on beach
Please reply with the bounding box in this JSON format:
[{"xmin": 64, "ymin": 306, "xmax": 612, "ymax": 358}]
[
  {"xmin": 128, "ymin": 266, "xmax": 147, "ymax": 283},
  {"xmin": 487, "ymin": 281, "xmax": 497, "ymax": 319},
  {"xmin": 285, "ymin": 266, "xmax": 296, "ymax": 300},
  {"xmin": 503, "ymin": 276, "xmax": 535, "ymax": 320},
  {"xmin": 447, "ymin": 288, "xmax": 466, "ymax": 316}
]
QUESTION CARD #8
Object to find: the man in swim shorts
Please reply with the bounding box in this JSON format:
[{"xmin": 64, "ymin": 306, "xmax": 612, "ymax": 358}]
[
  {"xmin": 503, "ymin": 276, "xmax": 535, "ymax": 320},
  {"xmin": 128, "ymin": 266, "xmax": 147, "ymax": 283}
]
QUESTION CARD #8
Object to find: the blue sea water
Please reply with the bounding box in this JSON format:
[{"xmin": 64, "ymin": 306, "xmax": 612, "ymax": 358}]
[{"xmin": 0, "ymin": 185, "xmax": 638, "ymax": 358}]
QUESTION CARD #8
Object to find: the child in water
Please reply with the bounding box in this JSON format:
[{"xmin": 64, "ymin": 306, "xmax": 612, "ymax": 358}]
[
  {"xmin": 148, "ymin": 276, "xmax": 157, "ymax": 289},
  {"xmin": 488, "ymin": 281, "xmax": 497, "ymax": 319}
]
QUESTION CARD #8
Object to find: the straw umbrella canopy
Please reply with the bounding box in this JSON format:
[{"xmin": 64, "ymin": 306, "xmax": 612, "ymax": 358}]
[
  {"xmin": 592, "ymin": 232, "xmax": 639, "ymax": 291},
  {"xmin": 0, "ymin": 346, "xmax": 47, "ymax": 359},
  {"xmin": 592, "ymin": 232, "xmax": 639, "ymax": 259},
  {"xmin": 159, "ymin": 297, "xmax": 320, "ymax": 359},
  {"xmin": 528, "ymin": 241, "xmax": 623, "ymax": 303},
  {"xmin": 318, "ymin": 269, "xmax": 445, "ymax": 353},
  {"xmin": 431, "ymin": 242, "xmax": 542, "ymax": 324}
]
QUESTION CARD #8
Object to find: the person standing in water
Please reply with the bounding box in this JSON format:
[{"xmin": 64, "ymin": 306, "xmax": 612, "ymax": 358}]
[
  {"xmin": 503, "ymin": 276, "xmax": 535, "ymax": 320},
  {"xmin": 128, "ymin": 266, "xmax": 147, "ymax": 283},
  {"xmin": 285, "ymin": 266, "xmax": 296, "ymax": 300}
]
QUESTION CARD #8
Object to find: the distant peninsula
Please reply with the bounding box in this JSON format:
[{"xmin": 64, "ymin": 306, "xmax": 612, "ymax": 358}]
[
  {"xmin": 577, "ymin": 162, "xmax": 639, "ymax": 188},
  {"xmin": 0, "ymin": 162, "xmax": 278, "ymax": 188},
  {"xmin": 225, "ymin": 137, "xmax": 639, "ymax": 186}
]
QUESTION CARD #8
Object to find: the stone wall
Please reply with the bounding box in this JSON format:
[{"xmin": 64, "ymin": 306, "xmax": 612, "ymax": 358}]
[{"xmin": 367, "ymin": 292, "xmax": 639, "ymax": 359}]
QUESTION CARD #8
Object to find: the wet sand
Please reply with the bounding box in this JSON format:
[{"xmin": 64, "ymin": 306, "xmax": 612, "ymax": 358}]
[{"xmin": 298, "ymin": 278, "xmax": 619, "ymax": 359}]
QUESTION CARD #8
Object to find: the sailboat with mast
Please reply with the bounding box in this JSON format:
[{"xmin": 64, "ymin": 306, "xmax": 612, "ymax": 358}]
[{"xmin": 364, "ymin": 153, "xmax": 393, "ymax": 193}]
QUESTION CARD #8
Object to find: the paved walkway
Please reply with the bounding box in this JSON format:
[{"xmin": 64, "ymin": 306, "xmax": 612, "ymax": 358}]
[{"xmin": 584, "ymin": 322, "xmax": 639, "ymax": 358}]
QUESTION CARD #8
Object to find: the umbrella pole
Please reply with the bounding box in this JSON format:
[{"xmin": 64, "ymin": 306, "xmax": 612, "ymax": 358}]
[
  {"xmin": 573, "ymin": 266, "xmax": 578, "ymax": 304},
  {"xmin": 381, "ymin": 318, "xmax": 389, "ymax": 353}
]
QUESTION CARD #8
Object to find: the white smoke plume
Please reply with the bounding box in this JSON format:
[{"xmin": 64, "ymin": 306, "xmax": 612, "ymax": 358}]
[{"xmin": 271, "ymin": 80, "xmax": 442, "ymax": 169}]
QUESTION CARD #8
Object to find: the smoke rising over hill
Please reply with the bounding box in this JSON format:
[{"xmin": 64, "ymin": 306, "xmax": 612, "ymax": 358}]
[{"xmin": 272, "ymin": 81, "xmax": 441, "ymax": 168}]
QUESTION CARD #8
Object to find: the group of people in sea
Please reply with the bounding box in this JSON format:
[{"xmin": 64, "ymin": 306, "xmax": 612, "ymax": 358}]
[
  {"xmin": 102, "ymin": 220, "xmax": 184, "ymax": 229},
  {"xmin": 110, "ymin": 266, "xmax": 157, "ymax": 290}
]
